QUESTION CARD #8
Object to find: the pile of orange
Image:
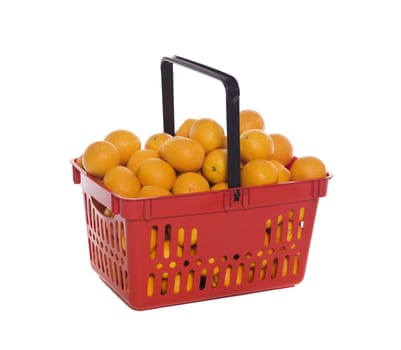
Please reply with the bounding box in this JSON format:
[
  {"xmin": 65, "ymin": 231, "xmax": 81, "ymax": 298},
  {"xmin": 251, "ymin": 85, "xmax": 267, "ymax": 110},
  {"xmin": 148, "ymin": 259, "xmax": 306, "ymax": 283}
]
[{"xmin": 77, "ymin": 110, "xmax": 327, "ymax": 201}]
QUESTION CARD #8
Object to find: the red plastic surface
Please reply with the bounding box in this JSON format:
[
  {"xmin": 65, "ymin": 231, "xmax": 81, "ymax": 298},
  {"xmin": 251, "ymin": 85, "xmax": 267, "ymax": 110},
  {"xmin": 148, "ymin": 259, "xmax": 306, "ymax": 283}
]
[{"xmin": 72, "ymin": 160, "xmax": 331, "ymax": 310}]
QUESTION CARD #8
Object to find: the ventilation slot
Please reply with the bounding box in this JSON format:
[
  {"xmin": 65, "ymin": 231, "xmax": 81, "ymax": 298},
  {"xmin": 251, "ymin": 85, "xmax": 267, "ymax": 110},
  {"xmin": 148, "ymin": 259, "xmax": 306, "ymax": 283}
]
[
  {"xmin": 150, "ymin": 226, "xmax": 157, "ymax": 259},
  {"xmin": 199, "ymin": 268, "xmax": 207, "ymax": 290},
  {"xmin": 186, "ymin": 270, "xmax": 194, "ymax": 292}
]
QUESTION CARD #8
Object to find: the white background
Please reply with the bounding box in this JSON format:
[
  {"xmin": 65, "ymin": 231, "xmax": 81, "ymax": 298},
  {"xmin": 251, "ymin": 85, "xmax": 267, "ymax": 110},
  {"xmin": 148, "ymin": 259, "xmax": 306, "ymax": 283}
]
[{"xmin": 1, "ymin": 0, "xmax": 400, "ymax": 348}]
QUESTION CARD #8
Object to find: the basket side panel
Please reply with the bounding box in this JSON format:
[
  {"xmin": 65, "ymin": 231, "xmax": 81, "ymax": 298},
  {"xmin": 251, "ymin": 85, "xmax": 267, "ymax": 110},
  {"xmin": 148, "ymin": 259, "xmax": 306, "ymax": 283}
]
[{"xmin": 83, "ymin": 192, "xmax": 130, "ymax": 304}]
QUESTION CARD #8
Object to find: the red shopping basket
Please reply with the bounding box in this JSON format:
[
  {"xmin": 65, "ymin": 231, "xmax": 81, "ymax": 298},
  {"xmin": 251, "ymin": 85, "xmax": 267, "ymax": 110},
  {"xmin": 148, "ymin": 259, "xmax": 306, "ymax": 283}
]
[{"xmin": 71, "ymin": 56, "xmax": 332, "ymax": 310}]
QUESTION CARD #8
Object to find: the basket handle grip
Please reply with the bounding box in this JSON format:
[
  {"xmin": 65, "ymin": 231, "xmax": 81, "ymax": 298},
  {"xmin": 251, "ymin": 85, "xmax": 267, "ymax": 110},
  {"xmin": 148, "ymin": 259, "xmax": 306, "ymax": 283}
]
[{"xmin": 161, "ymin": 55, "xmax": 241, "ymax": 188}]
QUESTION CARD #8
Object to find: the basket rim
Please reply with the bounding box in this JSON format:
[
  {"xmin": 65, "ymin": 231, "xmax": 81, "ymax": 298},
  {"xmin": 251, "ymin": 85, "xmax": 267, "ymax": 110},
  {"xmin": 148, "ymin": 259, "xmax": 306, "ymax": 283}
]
[{"xmin": 71, "ymin": 157, "xmax": 333, "ymax": 202}]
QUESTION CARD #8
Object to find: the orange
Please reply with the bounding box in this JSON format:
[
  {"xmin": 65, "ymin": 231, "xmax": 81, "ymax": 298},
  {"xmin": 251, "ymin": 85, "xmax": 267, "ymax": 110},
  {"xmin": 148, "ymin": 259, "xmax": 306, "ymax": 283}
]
[
  {"xmin": 104, "ymin": 208, "xmax": 113, "ymax": 217},
  {"xmin": 239, "ymin": 129, "xmax": 274, "ymax": 163},
  {"xmin": 136, "ymin": 157, "xmax": 177, "ymax": 190},
  {"xmin": 290, "ymin": 156, "xmax": 327, "ymax": 181},
  {"xmin": 270, "ymin": 159, "xmax": 291, "ymax": 183},
  {"xmin": 76, "ymin": 155, "xmax": 83, "ymax": 168},
  {"xmin": 223, "ymin": 135, "xmax": 228, "ymax": 149},
  {"xmin": 202, "ymin": 148, "xmax": 228, "ymax": 184},
  {"xmin": 126, "ymin": 148, "xmax": 159, "ymax": 174},
  {"xmin": 239, "ymin": 109, "xmax": 265, "ymax": 135},
  {"xmin": 144, "ymin": 132, "xmax": 173, "ymax": 155},
  {"xmin": 270, "ymin": 133, "xmax": 294, "ymax": 166},
  {"xmin": 289, "ymin": 207, "xmax": 305, "ymax": 222},
  {"xmin": 172, "ymin": 172, "xmax": 210, "ymax": 195},
  {"xmin": 175, "ymin": 118, "xmax": 197, "ymax": 137},
  {"xmin": 286, "ymin": 221, "xmax": 302, "ymax": 242},
  {"xmin": 278, "ymin": 168, "xmax": 290, "ymax": 183},
  {"xmin": 159, "ymin": 136, "xmax": 205, "ymax": 172},
  {"xmin": 240, "ymin": 159, "xmax": 278, "ymax": 187},
  {"xmin": 103, "ymin": 165, "xmax": 140, "ymax": 198},
  {"xmin": 104, "ymin": 129, "xmax": 141, "ymax": 165},
  {"xmin": 136, "ymin": 185, "xmax": 172, "ymax": 198},
  {"xmin": 82, "ymin": 140, "xmax": 120, "ymax": 178},
  {"xmin": 189, "ymin": 118, "xmax": 225, "ymax": 153},
  {"xmin": 265, "ymin": 214, "xmax": 284, "ymax": 230},
  {"xmin": 211, "ymin": 182, "xmax": 229, "ymax": 191},
  {"xmin": 177, "ymin": 228, "xmax": 198, "ymax": 246}
]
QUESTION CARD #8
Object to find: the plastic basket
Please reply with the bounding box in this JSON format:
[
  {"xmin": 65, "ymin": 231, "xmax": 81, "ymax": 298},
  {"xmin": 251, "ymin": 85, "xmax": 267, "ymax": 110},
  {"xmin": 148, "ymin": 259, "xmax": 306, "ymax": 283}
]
[{"xmin": 71, "ymin": 56, "xmax": 332, "ymax": 310}]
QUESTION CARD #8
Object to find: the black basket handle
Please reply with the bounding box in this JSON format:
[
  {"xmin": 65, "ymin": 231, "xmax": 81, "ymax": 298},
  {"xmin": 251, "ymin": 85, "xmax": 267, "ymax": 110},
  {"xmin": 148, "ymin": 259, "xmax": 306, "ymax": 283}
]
[{"xmin": 160, "ymin": 55, "xmax": 241, "ymax": 188}]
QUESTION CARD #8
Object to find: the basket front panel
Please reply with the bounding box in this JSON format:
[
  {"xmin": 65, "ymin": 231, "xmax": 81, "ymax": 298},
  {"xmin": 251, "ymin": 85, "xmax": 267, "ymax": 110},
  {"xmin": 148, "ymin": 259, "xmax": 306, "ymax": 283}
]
[{"xmin": 125, "ymin": 199, "xmax": 318, "ymax": 310}]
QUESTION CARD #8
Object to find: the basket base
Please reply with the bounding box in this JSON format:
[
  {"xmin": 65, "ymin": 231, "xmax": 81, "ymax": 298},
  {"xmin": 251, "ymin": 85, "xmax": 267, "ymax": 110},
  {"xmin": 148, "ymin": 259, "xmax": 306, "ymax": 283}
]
[{"xmin": 99, "ymin": 274, "xmax": 296, "ymax": 311}]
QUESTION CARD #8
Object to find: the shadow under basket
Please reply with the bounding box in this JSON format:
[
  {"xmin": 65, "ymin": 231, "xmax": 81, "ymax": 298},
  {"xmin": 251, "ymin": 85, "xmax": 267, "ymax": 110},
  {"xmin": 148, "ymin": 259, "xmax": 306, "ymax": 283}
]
[{"xmin": 71, "ymin": 160, "xmax": 332, "ymax": 311}]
